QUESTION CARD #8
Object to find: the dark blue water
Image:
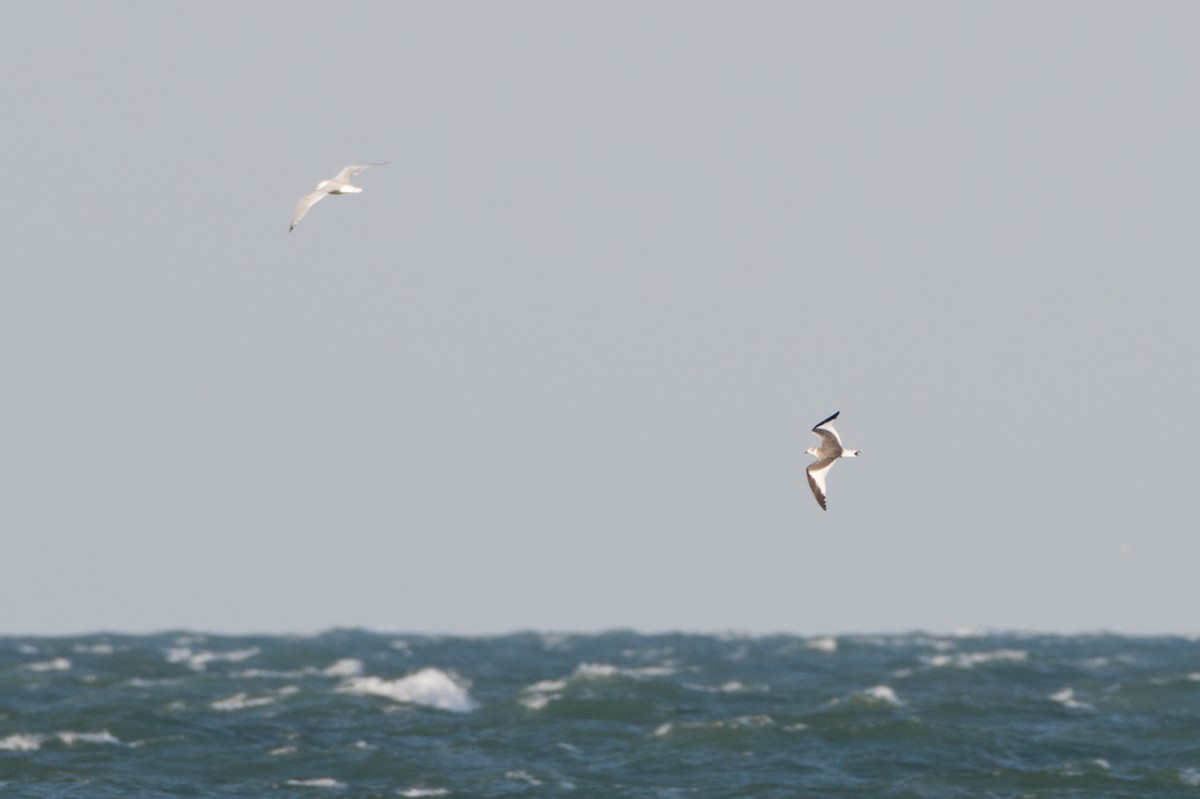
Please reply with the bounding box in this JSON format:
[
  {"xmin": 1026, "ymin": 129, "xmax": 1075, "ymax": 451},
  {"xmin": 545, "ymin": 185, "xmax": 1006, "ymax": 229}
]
[{"xmin": 1, "ymin": 631, "xmax": 1198, "ymax": 797}]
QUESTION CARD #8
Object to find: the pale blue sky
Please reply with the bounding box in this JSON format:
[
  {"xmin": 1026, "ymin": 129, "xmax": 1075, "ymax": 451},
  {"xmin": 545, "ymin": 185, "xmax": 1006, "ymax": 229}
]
[{"xmin": 2, "ymin": 2, "xmax": 1198, "ymax": 635}]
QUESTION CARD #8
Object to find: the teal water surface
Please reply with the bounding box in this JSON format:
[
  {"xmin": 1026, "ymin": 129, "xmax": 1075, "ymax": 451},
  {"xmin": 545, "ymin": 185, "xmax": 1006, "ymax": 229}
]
[{"xmin": 2, "ymin": 631, "xmax": 1199, "ymax": 797}]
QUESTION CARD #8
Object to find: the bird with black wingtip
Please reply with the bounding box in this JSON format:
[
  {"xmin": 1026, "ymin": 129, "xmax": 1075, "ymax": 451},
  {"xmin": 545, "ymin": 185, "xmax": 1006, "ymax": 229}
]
[{"xmin": 805, "ymin": 411, "xmax": 859, "ymax": 511}]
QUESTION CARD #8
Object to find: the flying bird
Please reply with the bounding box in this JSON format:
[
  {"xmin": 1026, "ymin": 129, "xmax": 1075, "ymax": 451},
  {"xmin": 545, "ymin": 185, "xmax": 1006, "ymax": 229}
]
[
  {"xmin": 290, "ymin": 163, "xmax": 389, "ymax": 231},
  {"xmin": 806, "ymin": 411, "xmax": 860, "ymax": 511}
]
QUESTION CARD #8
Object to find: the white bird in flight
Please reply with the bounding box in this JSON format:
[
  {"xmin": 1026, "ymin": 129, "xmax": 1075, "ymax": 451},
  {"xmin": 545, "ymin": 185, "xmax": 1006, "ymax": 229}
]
[
  {"xmin": 290, "ymin": 163, "xmax": 389, "ymax": 231},
  {"xmin": 805, "ymin": 411, "xmax": 860, "ymax": 511}
]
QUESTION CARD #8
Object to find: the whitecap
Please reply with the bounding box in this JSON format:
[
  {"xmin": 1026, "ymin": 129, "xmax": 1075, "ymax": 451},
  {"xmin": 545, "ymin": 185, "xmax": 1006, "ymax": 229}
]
[
  {"xmin": 271, "ymin": 746, "xmax": 298, "ymax": 756},
  {"xmin": 524, "ymin": 678, "xmax": 568, "ymax": 693},
  {"xmin": 519, "ymin": 678, "xmax": 568, "ymax": 710},
  {"xmin": 285, "ymin": 778, "xmax": 345, "ymax": 789},
  {"xmin": 323, "ymin": 658, "xmax": 364, "ymax": 677},
  {"xmin": 72, "ymin": 643, "xmax": 115, "ymax": 655},
  {"xmin": 519, "ymin": 693, "xmax": 553, "ymax": 711},
  {"xmin": 539, "ymin": 633, "xmax": 573, "ymax": 651},
  {"xmin": 806, "ymin": 636, "xmax": 838, "ymax": 653},
  {"xmin": 859, "ymin": 685, "xmax": 904, "ymax": 706},
  {"xmin": 653, "ymin": 716, "xmax": 775, "ymax": 736},
  {"xmin": 1049, "ymin": 687, "xmax": 1092, "ymax": 710},
  {"xmin": 682, "ymin": 679, "xmax": 768, "ymax": 695},
  {"xmin": 211, "ymin": 692, "xmax": 277, "ymax": 712},
  {"xmin": 233, "ymin": 668, "xmax": 309, "ymax": 679},
  {"xmin": 625, "ymin": 665, "xmax": 677, "ymax": 678},
  {"xmin": 339, "ymin": 668, "xmax": 477, "ymax": 713},
  {"xmin": 166, "ymin": 646, "xmax": 260, "ymax": 671},
  {"xmin": 572, "ymin": 662, "xmax": 674, "ymax": 680},
  {"xmin": 400, "ymin": 789, "xmax": 450, "ymax": 797},
  {"xmin": 26, "ymin": 657, "xmax": 71, "ymax": 672},
  {"xmin": 732, "ymin": 714, "xmax": 775, "ymax": 727},
  {"xmin": 0, "ymin": 734, "xmax": 43, "ymax": 752},
  {"xmin": 1180, "ymin": 768, "xmax": 1200, "ymax": 787},
  {"xmin": 572, "ymin": 662, "xmax": 620, "ymax": 679},
  {"xmin": 924, "ymin": 649, "xmax": 1028, "ymax": 669},
  {"xmin": 505, "ymin": 770, "xmax": 542, "ymax": 786},
  {"xmin": 57, "ymin": 730, "xmax": 126, "ymax": 747}
]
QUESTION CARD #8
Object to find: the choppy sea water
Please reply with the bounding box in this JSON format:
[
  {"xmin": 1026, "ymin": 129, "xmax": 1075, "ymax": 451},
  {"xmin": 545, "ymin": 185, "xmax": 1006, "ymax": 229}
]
[{"xmin": 2, "ymin": 631, "xmax": 1200, "ymax": 798}]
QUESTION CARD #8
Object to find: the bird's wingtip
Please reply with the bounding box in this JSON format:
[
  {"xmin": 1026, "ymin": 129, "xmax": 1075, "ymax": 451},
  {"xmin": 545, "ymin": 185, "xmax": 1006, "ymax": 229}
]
[{"xmin": 812, "ymin": 411, "xmax": 840, "ymax": 430}]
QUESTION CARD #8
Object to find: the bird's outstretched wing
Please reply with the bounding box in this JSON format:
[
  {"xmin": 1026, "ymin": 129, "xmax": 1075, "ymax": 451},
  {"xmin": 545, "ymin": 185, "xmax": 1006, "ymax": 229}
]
[
  {"xmin": 806, "ymin": 457, "xmax": 838, "ymax": 511},
  {"xmin": 333, "ymin": 162, "xmax": 389, "ymax": 183},
  {"xmin": 811, "ymin": 411, "xmax": 844, "ymax": 449},
  {"xmin": 290, "ymin": 189, "xmax": 329, "ymax": 231}
]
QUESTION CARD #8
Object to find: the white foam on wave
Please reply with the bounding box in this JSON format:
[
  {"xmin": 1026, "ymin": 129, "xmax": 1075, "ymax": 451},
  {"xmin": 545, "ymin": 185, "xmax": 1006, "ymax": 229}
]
[
  {"xmin": 234, "ymin": 668, "xmax": 308, "ymax": 679},
  {"xmin": 72, "ymin": 643, "xmax": 115, "ymax": 655},
  {"xmin": 505, "ymin": 770, "xmax": 542, "ymax": 786},
  {"xmin": 538, "ymin": 633, "xmax": 573, "ymax": 651},
  {"xmin": 400, "ymin": 789, "xmax": 450, "ymax": 797},
  {"xmin": 823, "ymin": 685, "xmax": 904, "ymax": 709},
  {"xmin": 339, "ymin": 668, "xmax": 477, "ymax": 713},
  {"xmin": 166, "ymin": 646, "xmax": 260, "ymax": 671},
  {"xmin": 806, "ymin": 636, "xmax": 838, "ymax": 653},
  {"xmin": 323, "ymin": 658, "xmax": 364, "ymax": 677},
  {"xmin": 573, "ymin": 662, "xmax": 676, "ymax": 679},
  {"xmin": 526, "ymin": 678, "xmax": 568, "ymax": 693},
  {"xmin": 285, "ymin": 778, "xmax": 345, "ymax": 789},
  {"xmin": 57, "ymin": 730, "xmax": 126, "ymax": 747},
  {"xmin": 519, "ymin": 693, "xmax": 553, "ymax": 711},
  {"xmin": 518, "ymin": 678, "xmax": 568, "ymax": 709},
  {"xmin": 1180, "ymin": 768, "xmax": 1200, "ymax": 787},
  {"xmin": 682, "ymin": 679, "xmax": 767, "ymax": 695},
  {"xmin": 628, "ymin": 665, "xmax": 677, "ymax": 678},
  {"xmin": 924, "ymin": 649, "xmax": 1028, "ymax": 669},
  {"xmin": 1049, "ymin": 687, "xmax": 1092, "ymax": 710},
  {"xmin": 653, "ymin": 715, "xmax": 777, "ymax": 736},
  {"xmin": 211, "ymin": 692, "xmax": 277, "ymax": 712},
  {"xmin": 26, "ymin": 657, "xmax": 71, "ymax": 672},
  {"xmin": 519, "ymin": 661, "xmax": 677, "ymax": 710},
  {"xmin": 0, "ymin": 734, "xmax": 43, "ymax": 752},
  {"xmin": 861, "ymin": 685, "xmax": 904, "ymax": 706},
  {"xmin": 573, "ymin": 662, "xmax": 620, "ymax": 679}
]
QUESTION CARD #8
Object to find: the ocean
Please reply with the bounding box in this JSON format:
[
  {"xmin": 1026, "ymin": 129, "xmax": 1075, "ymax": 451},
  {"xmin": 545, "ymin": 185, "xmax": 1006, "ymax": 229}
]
[{"xmin": 1, "ymin": 630, "xmax": 1198, "ymax": 797}]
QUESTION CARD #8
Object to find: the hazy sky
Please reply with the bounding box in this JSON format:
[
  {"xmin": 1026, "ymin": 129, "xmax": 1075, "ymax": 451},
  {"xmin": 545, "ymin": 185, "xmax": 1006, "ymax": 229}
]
[{"xmin": 2, "ymin": 3, "xmax": 1198, "ymax": 636}]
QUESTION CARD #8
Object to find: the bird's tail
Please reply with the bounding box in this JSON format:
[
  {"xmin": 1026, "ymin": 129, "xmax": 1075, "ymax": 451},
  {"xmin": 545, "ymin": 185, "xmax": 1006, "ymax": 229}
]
[{"xmin": 844, "ymin": 450, "xmax": 861, "ymax": 457}]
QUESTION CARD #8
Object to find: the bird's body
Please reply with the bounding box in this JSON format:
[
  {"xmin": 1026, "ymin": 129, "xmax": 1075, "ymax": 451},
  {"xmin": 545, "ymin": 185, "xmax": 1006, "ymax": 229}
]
[
  {"xmin": 290, "ymin": 163, "xmax": 388, "ymax": 231},
  {"xmin": 805, "ymin": 411, "xmax": 860, "ymax": 511}
]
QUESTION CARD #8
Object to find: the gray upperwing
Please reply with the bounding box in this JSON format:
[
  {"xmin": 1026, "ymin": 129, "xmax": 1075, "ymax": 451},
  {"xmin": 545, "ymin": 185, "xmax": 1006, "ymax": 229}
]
[
  {"xmin": 290, "ymin": 189, "xmax": 329, "ymax": 231},
  {"xmin": 811, "ymin": 424, "xmax": 843, "ymax": 453},
  {"xmin": 333, "ymin": 162, "xmax": 388, "ymax": 183}
]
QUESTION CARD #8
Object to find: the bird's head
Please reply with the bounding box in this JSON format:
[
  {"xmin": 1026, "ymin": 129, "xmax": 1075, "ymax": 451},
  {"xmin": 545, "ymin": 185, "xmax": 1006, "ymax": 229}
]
[{"xmin": 806, "ymin": 446, "xmax": 819, "ymax": 457}]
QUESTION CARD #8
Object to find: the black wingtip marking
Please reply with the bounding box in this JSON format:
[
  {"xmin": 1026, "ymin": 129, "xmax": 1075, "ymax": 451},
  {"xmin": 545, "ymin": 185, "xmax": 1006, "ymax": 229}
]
[{"xmin": 812, "ymin": 411, "xmax": 840, "ymax": 431}]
